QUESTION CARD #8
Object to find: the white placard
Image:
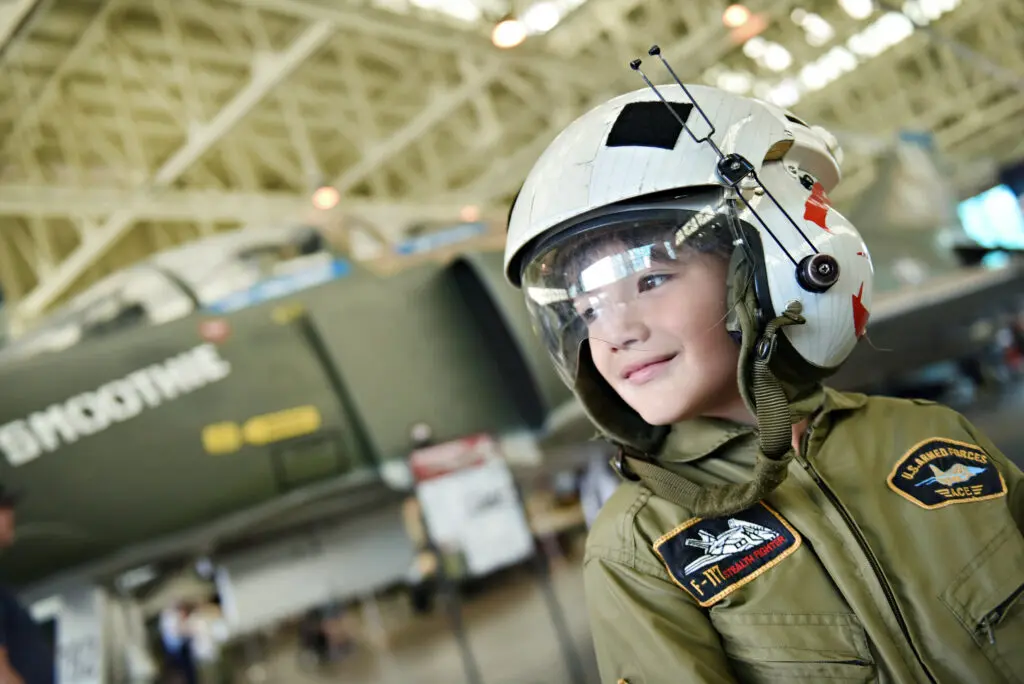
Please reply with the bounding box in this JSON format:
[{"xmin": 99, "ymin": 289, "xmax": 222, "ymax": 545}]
[
  {"xmin": 416, "ymin": 451, "xmax": 534, "ymax": 577},
  {"xmin": 56, "ymin": 586, "xmax": 106, "ymax": 684}
]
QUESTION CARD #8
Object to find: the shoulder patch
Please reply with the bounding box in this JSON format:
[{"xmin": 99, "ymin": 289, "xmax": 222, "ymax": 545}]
[
  {"xmin": 888, "ymin": 437, "xmax": 1007, "ymax": 510},
  {"xmin": 652, "ymin": 502, "xmax": 801, "ymax": 608}
]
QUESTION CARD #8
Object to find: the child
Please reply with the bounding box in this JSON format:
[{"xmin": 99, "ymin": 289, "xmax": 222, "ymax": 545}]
[{"xmin": 501, "ymin": 76, "xmax": 1023, "ymax": 684}]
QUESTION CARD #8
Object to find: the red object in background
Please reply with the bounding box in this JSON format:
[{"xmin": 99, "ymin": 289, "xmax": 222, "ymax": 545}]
[
  {"xmin": 409, "ymin": 434, "xmax": 496, "ymax": 483},
  {"xmin": 728, "ymin": 12, "xmax": 767, "ymax": 42},
  {"xmin": 199, "ymin": 318, "xmax": 232, "ymax": 344},
  {"xmin": 1004, "ymin": 321, "xmax": 1024, "ymax": 370},
  {"xmin": 1006, "ymin": 345, "xmax": 1022, "ymax": 371}
]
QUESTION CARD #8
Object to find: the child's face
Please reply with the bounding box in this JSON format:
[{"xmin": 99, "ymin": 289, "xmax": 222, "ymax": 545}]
[{"xmin": 573, "ymin": 250, "xmax": 742, "ymax": 425}]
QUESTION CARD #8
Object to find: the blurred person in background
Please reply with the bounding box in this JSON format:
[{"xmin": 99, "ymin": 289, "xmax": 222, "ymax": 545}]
[
  {"xmin": 319, "ymin": 602, "xmax": 357, "ymax": 662},
  {"xmin": 403, "ymin": 422, "xmax": 439, "ymax": 615},
  {"xmin": 401, "ymin": 497, "xmax": 438, "ymax": 615},
  {"xmin": 184, "ymin": 599, "xmax": 229, "ymax": 684},
  {"xmin": 0, "ymin": 485, "xmax": 54, "ymax": 684},
  {"xmin": 578, "ymin": 448, "xmax": 621, "ymax": 528},
  {"xmin": 298, "ymin": 603, "xmax": 356, "ymax": 668},
  {"xmin": 158, "ymin": 602, "xmax": 197, "ymax": 684}
]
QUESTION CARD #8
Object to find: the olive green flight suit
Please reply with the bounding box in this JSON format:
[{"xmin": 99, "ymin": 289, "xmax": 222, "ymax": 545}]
[{"xmin": 584, "ymin": 388, "xmax": 1024, "ymax": 683}]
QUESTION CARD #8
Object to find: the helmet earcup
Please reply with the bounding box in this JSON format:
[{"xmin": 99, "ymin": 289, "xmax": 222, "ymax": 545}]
[
  {"xmin": 725, "ymin": 232, "xmax": 772, "ymax": 339},
  {"xmin": 725, "ymin": 248, "xmax": 747, "ymax": 338}
]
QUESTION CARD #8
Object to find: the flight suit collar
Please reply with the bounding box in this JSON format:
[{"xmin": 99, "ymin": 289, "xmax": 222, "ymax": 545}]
[
  {"xmin": 657, "ymin": 387, "xmax": 867, "ymax": 465},
  {"xmin": 658, "ymin": 418, "xmax": 755, "ymax": 464},
  {"xmin": 822, "ymin": 386, "xmax": 868, "ymax": 412}
]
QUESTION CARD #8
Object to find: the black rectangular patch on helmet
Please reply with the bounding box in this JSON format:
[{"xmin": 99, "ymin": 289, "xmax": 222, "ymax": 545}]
[
  {"xmin": 605, "ymin": 101, "xmax": 693, "ymax": 150},
  {"xmin": 653, "ymin": 502, "xmax": 801, "ymax": 608},
  {"xmin": 887, "ymin": 437, "xmax": 1007, "ymax": 510}
]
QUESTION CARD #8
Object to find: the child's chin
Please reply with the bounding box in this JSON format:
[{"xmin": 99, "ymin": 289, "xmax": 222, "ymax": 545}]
[{"xmin": 632, "ymin": 400, "xmax": 693, "ymax": 427}]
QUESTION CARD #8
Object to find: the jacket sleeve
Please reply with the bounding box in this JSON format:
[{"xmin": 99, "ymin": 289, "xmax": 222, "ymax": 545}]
[
  {"xmin": 583, "ymin": 553, "xmax": 737, "ymax": 684},
  {"xmin": 957, "ymin": 412, "xmax": 1024, "ymax": 534}
]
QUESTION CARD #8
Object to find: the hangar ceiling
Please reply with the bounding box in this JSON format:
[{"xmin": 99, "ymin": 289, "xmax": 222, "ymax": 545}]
[{"xmin": 0, "ymin": 0, "xmax": 1022, "ymax": 328}]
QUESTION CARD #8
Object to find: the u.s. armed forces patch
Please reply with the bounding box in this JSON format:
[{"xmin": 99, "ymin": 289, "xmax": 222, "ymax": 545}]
[
  {"xmin": 888, "ymin": 437, "xmax": 1007, "ymax": 510},
  {"xmin": 652, "ymin": 502, "xmax": 801, "ymax": 608}
]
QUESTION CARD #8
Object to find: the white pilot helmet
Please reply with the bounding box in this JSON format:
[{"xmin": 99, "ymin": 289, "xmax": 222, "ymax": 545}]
[{"xmin": 502, "ymin": 80, "xmax": 874, "ymax": 396}]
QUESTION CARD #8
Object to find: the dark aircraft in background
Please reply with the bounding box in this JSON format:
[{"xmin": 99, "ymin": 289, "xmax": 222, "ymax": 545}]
[
  {"xmin": 0, "ymin": 225, "xmax": 573, "ymax": 599},
  {"xmin": 1, "ymin": 140, "xmax": 1023, "ymax": 601}
]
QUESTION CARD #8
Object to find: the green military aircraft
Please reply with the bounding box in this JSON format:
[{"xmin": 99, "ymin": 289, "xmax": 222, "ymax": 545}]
[{"xmin": 0, "ymin": 240, "xmax": 574, "ymax": 595}]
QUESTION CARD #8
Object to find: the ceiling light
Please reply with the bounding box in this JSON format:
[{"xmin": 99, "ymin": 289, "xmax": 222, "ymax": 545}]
[
  {"xmin": 752, "ymin": 81, "xmax": 774, "ymax": 99},
  {"xmin": 805, "ymin": 30, "xmax": 832, "ymax": 47},
  {"xmin": 763, "ymin": 44, "xmax": 793, "ymax": 72},
  {"xmin": 878, "ymin": 11, "xmax": 915, "ymax": 43},
  {"xmin": 409, "ymin": 0, "xmax": 481, "ymax": 23},
  {"xmin": 311, "ymin": 186, "xmax": 339, "ymax": 210},
  {"xmin": 716, "ymin": 71, "xmax": 754, "ymax": 94},
  {"xmin": 848, "ymin": 12, "xmax": 914, "ymax": 57},
  {"xmin": 903, "ymin": 0, "xmax": 960, "ymax": 23},
  {"xmin": 433, "ymin": 0, "xmax": 483, "ymax": 22},
  {"xmin": 799, "ymin": 64, "xmax": 830, "ymax": 91},
  {"xmin": 797, "ymin": 46, "xmax": 859, "ymax": 92},
  {"xmin": 742, "ymin": 36, "xmax": 768, "ymax": 59},
  {"xmin": 901, "ymin": 0, "xmax": 929, "ymax": 23},
  {"xmin": 522, "ymin": 2, "xmax": 561, "ymax": 33},
  {"xmin": 838, "ymin": 0, "xmax": 874, "ymax": 20},
  {"xmin": 767, "ymin": 80, "xmax": 801, "ymax": 108},
  {"xmin": 723, "ymin": 4, "xmax": 751, "ymax": 28},
  {"xmin": 826, "ymin": 46, "xmax": 859, "ymax": 72},
  {"xmin": 492, "ymin": 18, "xmax": 527, "ymax": 49},
  {"xmin": 801, "ymin": 13, "xmax": 835, "ymax": 46},
  {"xmin": 702, "ymin": 66, "xmax": 723, "ymax": 86}
]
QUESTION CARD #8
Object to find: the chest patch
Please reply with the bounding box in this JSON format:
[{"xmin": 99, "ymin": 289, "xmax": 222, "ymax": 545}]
[
  {"xmin": 887, "ymin": 437, "xmax": 1007, "ymax": 510},
  {"xmin": 652, "ymin": 502, "xmax": 801, "ymax": 608}
]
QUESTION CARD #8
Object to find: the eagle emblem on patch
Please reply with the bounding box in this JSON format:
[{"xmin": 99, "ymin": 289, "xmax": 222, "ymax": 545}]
[
  {"xmin": 888, "ymin": 437, "xmax": 1007, "ymax": 510},
  {"xmin": 652, "ymin": 502, "xmax": 801, "ymax": 607}
]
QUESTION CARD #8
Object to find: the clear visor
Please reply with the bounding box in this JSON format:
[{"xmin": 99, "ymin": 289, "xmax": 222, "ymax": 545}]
[{"xmin": 520, "ymin": 193, "xmax": 743, "ymax": 387}]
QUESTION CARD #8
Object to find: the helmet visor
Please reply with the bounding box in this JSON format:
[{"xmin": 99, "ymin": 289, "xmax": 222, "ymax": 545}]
[{"xmin": 520, "ymin": 192, "xmax": 742, "ymax": 387}]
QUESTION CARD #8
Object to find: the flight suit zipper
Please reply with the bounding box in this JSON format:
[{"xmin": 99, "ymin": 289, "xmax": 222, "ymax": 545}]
[
  {"xmin": 977, "ymin": 583, "xmax": 1024, "ymax": 645},
  {"xmin": 980, "ymin": 614, "xmax": 997, "ymax": 645},
  {"xmin": 797, "ymin": 424, "xmax": 938, "ymax": 684}
]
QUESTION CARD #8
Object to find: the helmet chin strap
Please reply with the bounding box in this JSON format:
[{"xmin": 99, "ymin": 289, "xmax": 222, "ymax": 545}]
[{"xmin": 617, "ymin": 256, "xmax": 812, "ymax": 517}]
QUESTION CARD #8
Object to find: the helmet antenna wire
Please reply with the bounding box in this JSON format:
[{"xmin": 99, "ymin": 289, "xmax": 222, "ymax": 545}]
[{"xmin": 631, "ymin": 46, "xmax": 842, "ymax": 293}]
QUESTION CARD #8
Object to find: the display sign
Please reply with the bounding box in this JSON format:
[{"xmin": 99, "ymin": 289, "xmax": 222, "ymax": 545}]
[
  {"xmin": 411, "ymin": 435, "xmax": 535, "ymax": 577},
  {"xmin": 394, "ymin": 222, "xmax": 487, "ymax": 256},
  {"xmin": 206, "ymin": 257, "xmax": 351, "ymax": 313},
  {"xmin": 56, "ymin": 586, "xmax": 107, "ymax": 684}
]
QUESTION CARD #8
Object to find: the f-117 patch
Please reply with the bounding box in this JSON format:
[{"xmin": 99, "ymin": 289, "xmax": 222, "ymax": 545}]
[
  {"xmin": 652, "ymin": 502, "xmax": 801, "ymax": 608},
  {"xmin": 888, "ymin": 437, "xmax": 1007, "ymax": 510}
]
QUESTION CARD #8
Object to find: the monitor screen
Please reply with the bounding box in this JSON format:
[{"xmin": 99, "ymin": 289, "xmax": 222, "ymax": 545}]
[{"xmin": 956, "ymin": 183, "xmax": 1024, "ymax": 250}]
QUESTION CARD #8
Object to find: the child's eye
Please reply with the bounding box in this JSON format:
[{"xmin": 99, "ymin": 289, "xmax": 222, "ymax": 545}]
[
  {"xmin": 638, "ymin": 273, "xmax": 672, "ymax": 293},
  {"xmin": 573, "ymin": 299, "xmax": 599, "ymax": 323}
]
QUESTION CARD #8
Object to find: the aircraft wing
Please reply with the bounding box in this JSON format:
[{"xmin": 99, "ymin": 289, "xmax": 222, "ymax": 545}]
[
  {"xmin": 18, "ymin": 469, "xmax": 398, "ymax": 604},
  {"xmin": 830, "ymin": 260, "xmax": 1024, "ymax": 391}
]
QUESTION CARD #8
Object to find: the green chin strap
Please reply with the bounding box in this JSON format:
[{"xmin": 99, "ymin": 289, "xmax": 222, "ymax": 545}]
[{"xmin": 583, "ymin": 252, "xmax": 825, "ymax": 517}]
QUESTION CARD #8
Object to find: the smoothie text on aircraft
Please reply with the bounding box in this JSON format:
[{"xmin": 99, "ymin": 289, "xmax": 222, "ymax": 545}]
[{"xmin": 0, "ymin": 343, "xmax": 231, "ymax": 467}]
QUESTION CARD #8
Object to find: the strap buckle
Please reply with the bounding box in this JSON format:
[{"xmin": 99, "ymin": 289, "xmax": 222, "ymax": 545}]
[{"xmin": 611, "ymin": 448, "xmax": 641, "ymax": 482}]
